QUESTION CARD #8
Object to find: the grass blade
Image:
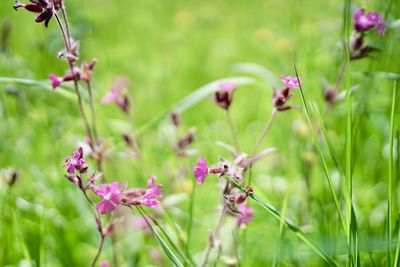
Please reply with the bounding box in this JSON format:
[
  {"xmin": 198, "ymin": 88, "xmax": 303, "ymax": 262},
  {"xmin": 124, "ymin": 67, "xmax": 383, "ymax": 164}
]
[
  {"xmin": 135, "ymin": 206, "xmax": 184, "ymax": 267},
  {"xmin": 388, "ymin": 81, "xmax": 397, "ymax": 265}
]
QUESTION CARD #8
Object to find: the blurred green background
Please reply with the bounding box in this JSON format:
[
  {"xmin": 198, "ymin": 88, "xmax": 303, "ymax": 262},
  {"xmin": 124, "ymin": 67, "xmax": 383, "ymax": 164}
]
[{"xmin": 0, "ymin": 0, "xmax": 399, "ymax": 266}]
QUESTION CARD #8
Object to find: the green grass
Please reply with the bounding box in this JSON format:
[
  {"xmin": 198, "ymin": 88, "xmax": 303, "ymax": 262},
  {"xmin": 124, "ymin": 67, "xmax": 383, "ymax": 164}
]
[{"xmin": 0, "ymin": 0, "xmax": 400, "ymax": 266}]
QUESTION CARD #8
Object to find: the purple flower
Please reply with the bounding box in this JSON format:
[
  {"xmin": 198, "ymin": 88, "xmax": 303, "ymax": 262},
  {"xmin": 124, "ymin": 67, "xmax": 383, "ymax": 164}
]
[
  {"xmin": 353, "ymin": 9, "xmax": 386, "ymax": 35},
  {"xmin": 214, "ymin": 82, "xmax": 237, "ymax": 110},
  {"xmin": 236, "ymin": 203, "xmax": 253, "ymax": 226},
  {"xmin": 272, "ymin": 87, "xmax": 292, "ymax": 111},
  {"xmin": 64, "ymin": 147, "xmax": 88, "ymax": 174},
  {"xmin": 13, "ymin": 0, "xmax": 55, "ymax": 27},
  {"xmin": 193, "ymin": 157, "xmax": 209, "ymax": 184},
  {"xmin": 142, "ymin": 176, "xmax": 163, "ymax": 208},
  {"xmin": 280, "ymin": 76, "xmax": 300, "ymax": 89},
  {"xmin": 49, "ymin": 73, "xmax": 63, "ymax": 89},
  {"xmin": 92, "ymin": 182, "xmax": 124, "ymax": 215}
]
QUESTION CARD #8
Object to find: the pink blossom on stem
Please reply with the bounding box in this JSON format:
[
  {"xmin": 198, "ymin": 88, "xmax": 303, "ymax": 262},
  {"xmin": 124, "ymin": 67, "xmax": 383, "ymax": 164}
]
[
  {"xmin": 236, "ymin": 203, "xmax": 253, "ymax": 226},
  {"xmin": 193, "ymin": 157, "xmax": 209, "ymax": 184},
  {"xmin": 353, "ymin": 9, "xmax": 386, "ymax": 35},
  {"xmin": 280, "ymin": 76, "xmax": 300, "ymax": 89},
  {"xmin": 64, "ymin": 147, "xmax": 88, "ymax": 174},
  {"xmin": 49, "ymin": 73, "xmax": 63, "ymax": 89},
  {"xmin": 92, "ymin": 182, "xmax": 124, "ymax": 215},
  {"xmin": 142, "ymin": 176, "xmax": 163, "ymax": 208}
]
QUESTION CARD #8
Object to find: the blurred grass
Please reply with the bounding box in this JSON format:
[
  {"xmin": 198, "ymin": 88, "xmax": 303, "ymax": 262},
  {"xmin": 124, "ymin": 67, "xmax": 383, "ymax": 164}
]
[{"xmin": 0, "ymin": 0, "xmax": 399, "ymax": 266}]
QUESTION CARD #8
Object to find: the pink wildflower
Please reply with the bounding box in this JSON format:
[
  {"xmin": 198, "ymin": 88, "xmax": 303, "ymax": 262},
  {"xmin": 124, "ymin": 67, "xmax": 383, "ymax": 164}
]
[
  {"xmin": 101, "ymin": 76, "xmax": 131, "ymax": 112},
  {"xmin": 353, "ymin": 9, "xmax": 385, "ymax": 35},
  {"xmin": 280, "ymin": 76, "xmax": 300, "ymax": 89},
  {"xmin": 142, "ymin": 176, "xmax": 163, "ymax": 208},
  {"xmin": 236, "ymin": 203, "xmax": 253, "ymax": 226},
  {"xmin": 49, "ymin": 73, "xmax": 63, "ymax": 89},
  {"xmin": 193, "ymin": 157, "xmax": 209, "ymax": 184},
  {"xmin": 100, "ymin": 260, "xmax": 109, "ymax": 267},
  {"xmin": 64, "ymin": 147, "xmax": 88, "ymax": 174},
  {"xmin": 92, "ymin": 182, "xmax": 124, "ymax": 215}
]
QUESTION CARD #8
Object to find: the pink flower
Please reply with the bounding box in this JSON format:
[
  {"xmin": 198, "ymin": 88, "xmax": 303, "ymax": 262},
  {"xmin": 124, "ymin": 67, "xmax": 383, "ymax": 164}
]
[
  {"xmin": 49, "ymin": 73, "xmax": 63, "ymax": 89},
  {"xmin": 142, "ymin": 176, "xmax": 163, "ymax": 208},
  {"xmin": 219, "ymin": 82, "xmax": 236, "ymax": 92},
  {"xmin": 64, "ymin": 147, "xmax": 88, "ymax": 174},
  {"xmin": 280, "ymin": 76, "xmax": 300, "ymax": 89},
  {"xmin": 236, "ymin": 203, "xmax": 253, "ymax": 226},
  {"xmin": 353, "ymin": 9, "xmax": 385, "ymax": 35},
  {"xmin": 100, "ymin": 260, "xmax": 109, "ymax": 267},
  {"xmin": 101, "ymin": 76, "xmax": 131, "ymax": 112},
  {"xmin": 193, "ymin": 157, "xmax": 209, "ymax": 184},
  {"xmin": 93, "ymin": 182, "xmax": 124, "ymax": 215}
]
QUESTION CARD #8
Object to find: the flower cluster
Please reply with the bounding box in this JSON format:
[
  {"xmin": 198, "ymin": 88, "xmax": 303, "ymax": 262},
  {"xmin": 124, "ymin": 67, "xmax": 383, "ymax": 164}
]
[
  {"xmin": 49, "ymin": 60, "xmax": 96, "ymax": 89},
  {"xmin": 63, "ymin": 148, "xmax": 163, "ymax": 215},
  {"xmin": 350, "ymin": 9, "xmax": 386, "ymax": 61},
  {"xmin": 272, "ymin": 76, "xmax": 300, "ymax": 111},
  {"xmin": 13, "ymin": 0, "xmax": 58, "ymax": 27},
  {"xmin": 193, "ymin": 157, "xmax": 253, "ymax": 225}
]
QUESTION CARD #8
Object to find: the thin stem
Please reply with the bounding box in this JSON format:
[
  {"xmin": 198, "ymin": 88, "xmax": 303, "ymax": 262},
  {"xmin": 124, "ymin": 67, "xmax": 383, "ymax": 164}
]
[
  {"xmin": 247, "ymin": 108, "xmax": 277, "ymax": 185},
  {"xmin": 87, "ymin": 82, "xmax": 99, "ymax": 144},
  {"xmin": 334, "ymin": 62, "xmax": 347, "ymax": 91},
  {"xmin": 53, "ymin": 12, "xmax": 94, "ymax": 143},
  {"xmin": 52, "ymin": 12, "xmax": 70, "ymax": 51},
  {"xmin": 226, "ymin": 110, "xmax": 241, "ymax": 152},
  {"xmin": 200, "ymin": 206, "xmax": 226, "ymax": 267},
  {"xmin": 91, "ymin": 235, "xmax": 105, "ymax": 267},
  {"xmin": 60, "ymin": 4, "xmax": 72, "ymax": 48}
]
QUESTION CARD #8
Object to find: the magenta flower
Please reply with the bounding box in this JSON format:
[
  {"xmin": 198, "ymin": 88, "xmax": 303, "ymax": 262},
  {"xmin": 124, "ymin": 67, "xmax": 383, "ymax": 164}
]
[
  {"xmin": 92, "ymin": 182, "xmax": 124, "ymax": 215},
  {"xmin": 219, "ymin": 82, "xmax": 236, "ymax": 92},
  {"xmin": 353, "ymin": 9, "xmax": 385, "ymax": 35},
  {"xmin": 193, "ymin": 157, "xmax": 209, "ymax": 184},
  {"xmin": 100, "ymin": 261, "xmax": 110, "ymax": 267},
  {"xmin": 64, "ymin": 147, "xmax": 88, "ymax": 174},
  {"xmin": 101, "ymin": 76, "xmax": 131, "ymax": 112},
  {"xmin": 280, "ymin": 76, "xmax": 300, "ymax": 89},
  {"xmin": 236, "ymin": 203, "xmax": 253, "ymax": 226},
  {"xmin": 142, "ymin": 176, "xmax": 163, "ymax": 208},
  {"xmin": 49, "ymin": 73, "xmax": 63, "ymax": 89}
]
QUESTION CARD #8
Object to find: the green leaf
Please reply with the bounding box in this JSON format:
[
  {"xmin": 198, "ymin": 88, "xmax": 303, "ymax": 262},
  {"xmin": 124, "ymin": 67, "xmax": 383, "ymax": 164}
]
[
  {"xmin": 0, "ymin": 77, "xmax": 77, "ymax": 100},
  {"xmin": 232, "ymin": 63, "xmax": 281, "ymax": 88}
]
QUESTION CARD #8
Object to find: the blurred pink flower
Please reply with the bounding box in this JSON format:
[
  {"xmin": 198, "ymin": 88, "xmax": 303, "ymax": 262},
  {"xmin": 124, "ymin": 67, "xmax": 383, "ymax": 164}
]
[
  {"xmin": 100, "ymin": 260, "xmax": 109, "ymax": 267},
  {"xmin": 142, "ymin": 176, "xmax": 163, "ymax": 208},
  {"xmin": 353, "ymin": 9, "xmax": 385, "ymax": 35},
  {"xmin": 219, "ymin": 82, "xmax": 236, "ymax": 92},
  {"xmin": 48, "ymin": 73, "xmax": 63, "ymax": 89},
  {"xmin": 193, "ymin": 157, "xmax": 209, "ymax": 184},
  {"xmin": 93, "ymin": 182, "xmax": 124, "ymax": 215},
  {"xmin": 280, "ymin": 76, "xmax": 300, "ymax": 89},
  {"xmin": 64, "ymin": 147, "xmax": 88, "ymax": 174},
  {"xmin": 101, "ymin": 76, "xmax": 131, "ymax": 112},
  {"xmin": 236, "ymin": 203, "xmax": 253, "ymax": 226}
]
